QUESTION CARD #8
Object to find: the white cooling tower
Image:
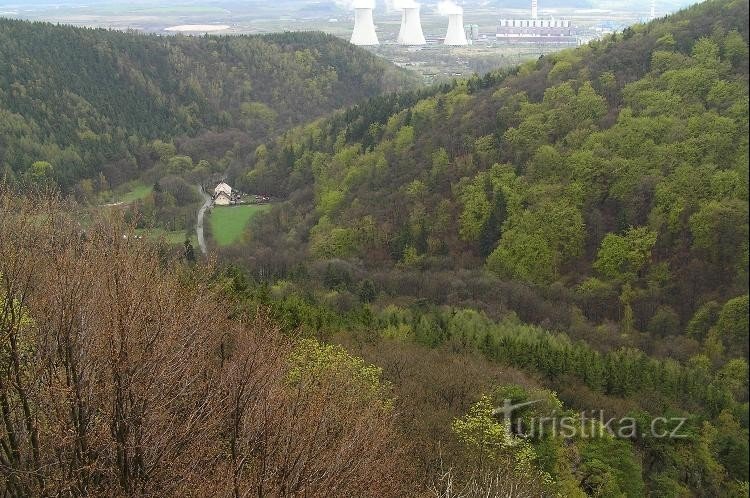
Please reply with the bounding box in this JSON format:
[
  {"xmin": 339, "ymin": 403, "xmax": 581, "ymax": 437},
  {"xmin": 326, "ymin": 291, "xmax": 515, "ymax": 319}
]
[
  {"xmin": 444, "ymin": 13, "xmax": 468, "ymax": 45},
  {"xmin": 350, "ymin": 7, "xmax": 379, "ymax": 45},
  {"xmin": 398, "ymin": 7, "xmax": 426, "ymax": 45},
  {"xmin": 531, "ymin": 0, "xmax": 538, "ymax": 19}
]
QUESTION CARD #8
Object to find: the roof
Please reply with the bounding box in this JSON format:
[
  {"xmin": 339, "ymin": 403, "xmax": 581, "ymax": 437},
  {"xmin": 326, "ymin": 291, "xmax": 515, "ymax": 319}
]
[{"xmin": 214, "ymin": 182, "xmax": 232, "ymax": 196}]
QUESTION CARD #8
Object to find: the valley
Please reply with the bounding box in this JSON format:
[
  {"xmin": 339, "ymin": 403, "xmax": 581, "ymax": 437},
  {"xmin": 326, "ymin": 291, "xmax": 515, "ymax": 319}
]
[{"xmin": 0, "ymin": 0, "xmax": 748, "ymax": 496}]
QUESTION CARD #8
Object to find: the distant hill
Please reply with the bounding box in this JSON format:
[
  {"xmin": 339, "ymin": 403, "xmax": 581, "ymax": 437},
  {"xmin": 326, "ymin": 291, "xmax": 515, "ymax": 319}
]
[{"xmin": 0, "ymin": 19, "xmax": 419, "ymax": 190}]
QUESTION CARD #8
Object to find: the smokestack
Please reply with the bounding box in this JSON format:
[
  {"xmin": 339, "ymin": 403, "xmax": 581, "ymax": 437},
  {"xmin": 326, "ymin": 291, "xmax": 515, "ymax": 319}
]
[
  {"xmin": 398, "ymin": 6, "xmax": 426, "ymax": 45},
  {"xmin": 531, "ymin": 0, "xmax": 538, "ymax": 19},
  {"xmin": 350, "ymin": 6, "xmax": 379, "ymax": 45},
  {"xmin": 444, "ymin": 13, "xmax": 468, "ymax": 45},
  {"xmin": 649, "ymin": 0, "xmax": 655, "ymax": 20}
]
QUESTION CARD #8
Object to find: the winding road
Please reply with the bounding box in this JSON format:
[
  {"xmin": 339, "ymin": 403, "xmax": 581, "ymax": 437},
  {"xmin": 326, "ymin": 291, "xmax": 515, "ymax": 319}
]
[{"xmin": 196, "ymin": 185, "xmax": 212, "ymax": 255}]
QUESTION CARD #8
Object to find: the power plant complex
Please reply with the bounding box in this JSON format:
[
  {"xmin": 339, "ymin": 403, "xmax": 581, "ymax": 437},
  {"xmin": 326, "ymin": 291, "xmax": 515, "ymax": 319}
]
[
  {"xmin": 350, "ymin": 0, "xmax": 468, "ymax": 47},
  {"xmin": 348, "ymin": 0, "xmax": 580, "ymax": 47}
]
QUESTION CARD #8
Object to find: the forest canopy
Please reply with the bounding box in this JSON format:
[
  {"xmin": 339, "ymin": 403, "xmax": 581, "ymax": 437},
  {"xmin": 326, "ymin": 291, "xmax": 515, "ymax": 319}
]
[{"xmin": 0, "ymin": 19, "xmax": 419, "ymax": 192}]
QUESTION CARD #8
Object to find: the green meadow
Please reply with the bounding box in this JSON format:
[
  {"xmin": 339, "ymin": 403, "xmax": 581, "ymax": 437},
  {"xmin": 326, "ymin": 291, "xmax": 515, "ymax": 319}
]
[{"xmin": 209, "ymin": 204, "xmax": 271, "ymax": 247}]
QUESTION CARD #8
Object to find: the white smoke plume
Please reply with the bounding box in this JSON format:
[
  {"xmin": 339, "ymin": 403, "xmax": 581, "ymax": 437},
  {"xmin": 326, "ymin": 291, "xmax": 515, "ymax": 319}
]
[
  {"xmin": 388, "ymin": 0, "xmax": 420, "ymax": 10},
  {"xmin": 437, "ymin": 0, "xmax": 462, "ymax": 15}
]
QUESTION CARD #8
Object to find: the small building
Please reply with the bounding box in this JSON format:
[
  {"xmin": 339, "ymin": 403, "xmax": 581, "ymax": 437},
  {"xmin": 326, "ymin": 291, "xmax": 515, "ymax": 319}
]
[
  {"xmin": 214, "ymin": 191, "xmax": 232, "ymax": 206},
  {"xmin": 214, "ymin": 182, "xmax": 232, "ymax": 197}
]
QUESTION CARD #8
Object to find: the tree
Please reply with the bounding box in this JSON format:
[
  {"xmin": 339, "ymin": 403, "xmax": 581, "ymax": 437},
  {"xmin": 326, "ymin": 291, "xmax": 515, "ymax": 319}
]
[
  {"xmin": 689, "ymin": 200, "xmax": 749, "ymax": 283},
  {"xmin": 0, "ymin": 191, "xmax": 415, "ymax": 496},
  {"xmin": 439, "ymin": 394, "xmax": 555, "ymax": 497},
  {"xmin": 487, "ymin": 200, "xmax": 584, "ymax": 284},
  {"xmin": 458, "ymin": 176, "xmax": 491, "ymax": 242},
  {"xmin": 647, "ymin": 305, "xmax": 680, "ymax": 337},
  {"xmin": 167, "ymin": 155, "xmax": 193, "ymax": 173},
  {"xmin": 184, "ymin": 238, "xmax": 196, "ymax": 262},
  {"xmin": 714, "ymin": 295, "xmax": 749, "ymax": 358},
  {"xmin": 686, "ymin": 301, "xmax": 721, "ymax": 341},
  {"xmin": 358, "ymin": 279, "xmax": 377, "ymax": 303},
  {"xmin": 29, "ymin": 160, "xmax": 54, "ymax": 186},
  {"xmin": 594, "ymin": 226, "xmax": 657, "ymax": 282}
]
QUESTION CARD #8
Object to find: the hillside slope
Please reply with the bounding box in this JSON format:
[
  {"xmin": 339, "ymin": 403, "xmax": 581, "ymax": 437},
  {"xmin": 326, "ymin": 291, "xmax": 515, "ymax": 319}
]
[
  {"xmin": 239, "ymin": 0, "xmax": 748, "ymax": 348},
  {"xmin": 0, "ymin": 19, "xmax": 419, "ymax": 190},
  {"xmin": 226, "ymin": 3, "xmax": 749, "ymax": 494}
]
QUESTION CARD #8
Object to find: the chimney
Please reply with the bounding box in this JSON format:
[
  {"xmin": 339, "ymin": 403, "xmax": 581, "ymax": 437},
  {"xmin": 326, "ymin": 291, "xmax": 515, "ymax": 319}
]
[
  {"xmin": 398, "ymin": 6, "xmax": 426, "ymax": 45},
  {"xmin": 444, "ymin": 13, "xmax": 468, "ymax": 45},
  {"xmin": 350, "ymin": 7, "xmax": 379, "ymax": 45},
  {"xmin": 531, "ymin": 0, "xmax": 538, "ymax": 19}
]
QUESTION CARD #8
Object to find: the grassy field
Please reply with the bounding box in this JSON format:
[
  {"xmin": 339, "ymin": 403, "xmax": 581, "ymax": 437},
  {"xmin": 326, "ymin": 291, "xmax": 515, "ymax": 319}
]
[
  {"xmin": 209, "ymin": 204, "xmax": 271, "ymax": 247},
  {"xmin": 117, "ymin": 183, "xmax": 152, "ymax": 204}
]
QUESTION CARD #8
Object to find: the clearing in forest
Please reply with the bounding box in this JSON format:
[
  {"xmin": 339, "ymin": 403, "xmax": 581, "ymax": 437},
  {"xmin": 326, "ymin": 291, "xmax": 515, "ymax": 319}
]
[{"xmin": 209, "ymin": 204, "xmax": 271, "ymax": 246}]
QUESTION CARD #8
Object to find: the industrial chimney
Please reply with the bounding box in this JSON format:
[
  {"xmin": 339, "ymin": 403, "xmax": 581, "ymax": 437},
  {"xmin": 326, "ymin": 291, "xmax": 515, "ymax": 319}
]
[
  {"xmin": 531, "ymin": 0, "xmax": 538, "ymax": 19},
  {"xmin": 649, "ymin": 0, "xmax": 656, "ymax": 20},
  {"xmin": 397, "ymin": 5, "xmax": 426, "ymax": 45},
  {"xmin": 444, "ymin": 12, "xmax": 468, "ymax": 45},
  {"xmin": 350, "ymin": 2, "xmax": 379, "ymax": 46}
]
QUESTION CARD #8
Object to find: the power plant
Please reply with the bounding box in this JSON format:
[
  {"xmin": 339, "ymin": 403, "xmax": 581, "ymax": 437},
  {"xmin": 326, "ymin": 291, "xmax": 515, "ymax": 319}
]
[
  {"xmin": 345, "ymin": 0, "xmax": 586, "ymax": 49},
  {"xmin": 496, "ymin": 0, "xmax": 577, "ymax": 44},
  {"xmin": 350, "ymin": 2, "xmax": 379, "ymax": 45},
  {"xmin": 444, "ymin": 13, "xmax": 468, "ymax": 45},
  {"xmin": 397, "ymin": 4, "xmax": 426, "ymax": 46},
  {"xmin": 440, "ymin": 2, "xmax": 468, "ymax": 46}
]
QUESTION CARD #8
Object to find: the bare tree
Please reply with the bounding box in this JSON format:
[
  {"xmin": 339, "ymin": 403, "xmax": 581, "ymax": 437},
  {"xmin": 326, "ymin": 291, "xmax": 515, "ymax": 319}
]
[{"xmin": 0, "ymin": 189, "xmax": 414, "ymax": 497}]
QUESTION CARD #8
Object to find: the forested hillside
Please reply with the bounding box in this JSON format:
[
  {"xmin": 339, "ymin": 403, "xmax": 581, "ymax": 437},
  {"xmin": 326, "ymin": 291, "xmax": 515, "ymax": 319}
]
[
  {"xmin": 1, "ymin": 1, "xmax": 748, "ymax": 496},
  {"xmin": 239, "ymin": 0, "xmax": 748, "ymax": 351},
  {"xmin": 223, "ymin": 1, "xmax": 749, "ymax": 495},
  {"xmin": 0, "ymin": 19, "xmax": 418, "ymax": 191},
  {"xmin": 0, "ymin": 192, "xmax": 413, "ymax": 496}
]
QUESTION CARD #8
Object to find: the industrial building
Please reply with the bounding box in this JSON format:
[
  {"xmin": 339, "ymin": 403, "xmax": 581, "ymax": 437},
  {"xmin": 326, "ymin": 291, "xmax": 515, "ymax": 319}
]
[
  {"xmin": 496, "ymin": 18, "xmax": 576, "ymax": 43},
  {"xmin": 443, "ymin": 7, "xmax": 468, "ymax": 45},
  {"xmin": 496, "ymin": 0, "xmax": 577, "ymax": 43},
  {"xmin": 350, "ymin": 2, "xmax": 379, "ymax": 45},
  {"xmin": 398, "ymin": 5, "xmax": 426, "ymax": 46}
]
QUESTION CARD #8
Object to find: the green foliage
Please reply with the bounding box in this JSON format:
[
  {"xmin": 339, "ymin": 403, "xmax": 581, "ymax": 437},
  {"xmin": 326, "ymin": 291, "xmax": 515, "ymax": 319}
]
[
  {"xmin": 0, "ymin": 19, "xmax": 418, "ymax": 191},
  {"xmin": 714, "ymin": 294, "xmax": 749, "ymax": 357},
  {"xmin": 594, "ymin": 226, "xmax": 658, "ymax": 282},
  {"xmin": 162, "ymin": 6, "xmax": 750, "ymax": 494},
  {"xmin": 288, "ymin": 339, "xmax": 391, "ymax": 406},
  {"xmin": 458, "ymin": 176, "xmax": 492, "ymax": 242},
  {"xmin": 578, "ymin": 436, "xmax": 645, "ymax": 497},
  {"xmin": 452, "ymin": 395, "xmax": 514, "ymax": 463},
  {"xmin": 487, "ymin": 200, "xmax": 584, "ymax": 284}
]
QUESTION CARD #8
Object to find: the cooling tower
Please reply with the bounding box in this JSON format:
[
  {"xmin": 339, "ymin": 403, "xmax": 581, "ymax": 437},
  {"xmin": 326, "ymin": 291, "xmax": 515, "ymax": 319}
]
[
  {"xmin": 397, "ymin": 7, "xmax": 426, "ymax": 45},
  {"xmin": 444, "ymin": 13, "xmax": 468, "ymax": 45},
  {"xmin": 350, "ymin": 7, "xmax": 379, "ymax": 45},
  {"xmin": 531, "ymin": 0, "xmax": 538, "ymax": 19}
]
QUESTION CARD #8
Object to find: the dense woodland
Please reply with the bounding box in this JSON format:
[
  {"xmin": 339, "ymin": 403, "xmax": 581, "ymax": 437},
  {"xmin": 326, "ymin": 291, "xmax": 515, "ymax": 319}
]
[
  {"xmin": 220, "ymin": 0, "xmax": 747, "ymax": 495},
  {"xmin": 1, "ymin": 1, "xmax": 749, "ymax": 496},
  {"xmin": 0, "ymin": 19, "xmax": 418, "ymax": 195}
]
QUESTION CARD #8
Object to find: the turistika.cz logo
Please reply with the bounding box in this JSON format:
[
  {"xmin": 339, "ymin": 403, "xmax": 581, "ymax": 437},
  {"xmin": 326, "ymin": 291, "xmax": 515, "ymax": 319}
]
[{"xmin": 493, "ymin": 399, "xmax": 688, "ymax": 440}]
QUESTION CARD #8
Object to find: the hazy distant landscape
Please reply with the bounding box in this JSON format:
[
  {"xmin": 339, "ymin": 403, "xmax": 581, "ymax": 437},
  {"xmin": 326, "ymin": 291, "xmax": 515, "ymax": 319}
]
[
  {"xmin": 0, "ymin": 0, "xmax": 693, "ymax": 33},
  {"xmin": 0, "ymin": 0, "xmax": 699, "ymax": 81}
]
